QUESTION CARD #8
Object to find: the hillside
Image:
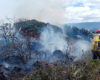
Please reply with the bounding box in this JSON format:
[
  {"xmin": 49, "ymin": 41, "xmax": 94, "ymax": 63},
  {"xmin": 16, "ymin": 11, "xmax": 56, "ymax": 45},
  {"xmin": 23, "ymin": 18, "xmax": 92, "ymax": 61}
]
[
  {"xmin": 67, "ymin": 22, "xmax": 100, "ymax": 31},
  {"xmin": 64, "ymin": 26, "xmax": 93, "ymax": 41},
  {"xmin": 14, "ymin": 19, "xmax": 93, "ymax": 41},
  {"xmin": 14, "ymin": 20, "xmax": 62, "ymax": 38},
  {"xmin": 0, "ymin": 20, "xmax": 99, "ymax": 80}
]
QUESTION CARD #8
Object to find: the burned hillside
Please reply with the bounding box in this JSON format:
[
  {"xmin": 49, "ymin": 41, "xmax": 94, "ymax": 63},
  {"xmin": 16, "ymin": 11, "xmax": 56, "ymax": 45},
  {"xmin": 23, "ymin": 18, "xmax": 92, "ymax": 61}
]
[
  {"xmin": 63, "ymin": 25, "xmax": 93, "ymax": 41},
  {"xmin": 0, "ymin": 20, "xmax": 95, "ymax": 80},
  {"xmin": 14, "ymin": 20, "xmax": 93, "ymax": 41},
  {"xmin": 14, "ymin": 20, "xmax": 62, "ymax": 39}
]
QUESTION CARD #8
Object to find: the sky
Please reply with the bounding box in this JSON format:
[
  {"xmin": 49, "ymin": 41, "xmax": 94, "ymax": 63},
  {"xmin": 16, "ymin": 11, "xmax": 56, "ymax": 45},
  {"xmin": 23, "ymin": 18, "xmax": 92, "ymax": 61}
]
[{"xmin": 0, "ymin": 0, "xmax": 100, "ymax": 24}]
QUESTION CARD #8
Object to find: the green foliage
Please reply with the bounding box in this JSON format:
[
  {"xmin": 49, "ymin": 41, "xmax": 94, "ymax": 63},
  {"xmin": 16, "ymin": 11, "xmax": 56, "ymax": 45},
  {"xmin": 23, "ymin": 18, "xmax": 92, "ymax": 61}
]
[
  {"xmin": 23, "ymin": 60, "xmax": 100, "ymax": 80},
  {"xmin": 14, "ymin": 19, "xmax": 62, "ymax": 37},
  {"xmin": 87, "ymin": 59, "xmax": 100, "ymax": 70}
]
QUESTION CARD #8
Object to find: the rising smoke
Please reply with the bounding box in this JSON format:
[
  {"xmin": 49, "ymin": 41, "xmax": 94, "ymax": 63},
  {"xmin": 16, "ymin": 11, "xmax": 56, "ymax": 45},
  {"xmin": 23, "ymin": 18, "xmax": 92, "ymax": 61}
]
[
  {"xmin": 14, "ymin": 0, "xmax": 67, "ymax": 25},
  {"xmin": 40, "ymin": 26, "xmax": 67, "ymax": 54},
  {"xmin": 70, "ymin": 40, "xmax": 92, "ymax": 61},
  {"xmin": 0, "ymin": 21, "xmax": 93, "ymax": 79}
]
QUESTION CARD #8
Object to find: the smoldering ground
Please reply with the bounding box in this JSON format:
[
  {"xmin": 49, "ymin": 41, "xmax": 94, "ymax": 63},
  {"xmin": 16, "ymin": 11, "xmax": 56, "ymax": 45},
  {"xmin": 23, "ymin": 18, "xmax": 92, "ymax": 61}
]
[{"xmin": 0, "ymin": 22, "xmax": 93, "ymax": 79}]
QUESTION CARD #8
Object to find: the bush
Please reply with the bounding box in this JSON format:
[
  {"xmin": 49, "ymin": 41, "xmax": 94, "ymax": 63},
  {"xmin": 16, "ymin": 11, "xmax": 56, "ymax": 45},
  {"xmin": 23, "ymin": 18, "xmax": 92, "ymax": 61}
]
[{"xmin": 24, "ymin": 60, "xmax": 100, "ymax": 80}]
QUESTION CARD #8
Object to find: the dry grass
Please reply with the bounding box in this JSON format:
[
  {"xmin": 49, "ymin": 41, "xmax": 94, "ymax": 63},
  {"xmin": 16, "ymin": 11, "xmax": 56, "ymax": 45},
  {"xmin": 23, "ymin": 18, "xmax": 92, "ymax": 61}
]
[{"xmin": 22, "ymin": 59, "xmax": 100, "ymax": 80}]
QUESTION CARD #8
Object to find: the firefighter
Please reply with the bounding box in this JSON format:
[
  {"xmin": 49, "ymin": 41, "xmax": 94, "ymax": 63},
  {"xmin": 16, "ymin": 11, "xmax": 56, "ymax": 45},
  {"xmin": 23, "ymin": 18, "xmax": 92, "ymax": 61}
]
[{"xmin": 92, "ymin": 29, "xmax": 100, "ymax": 59}]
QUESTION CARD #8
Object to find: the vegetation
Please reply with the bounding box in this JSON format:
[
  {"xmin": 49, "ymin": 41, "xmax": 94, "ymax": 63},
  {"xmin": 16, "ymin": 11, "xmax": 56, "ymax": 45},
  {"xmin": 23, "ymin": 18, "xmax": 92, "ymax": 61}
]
[
  {"xmin": 14, "ymin": 19, "xmax": 93, "ymax": 40},
  {"xmin": 0, "ymin": 19, "xmax": 99, "ymax": 80},
  {"xmin": 14, "ymin": 19, "xmax": 62, "ymax": 37},
  {"xmin": 64, "ymin": 26, "xmax": 93, "ymax": 41},
  {"xmin": 22, "ymin": 59, "xmax": 100, "ymax": 80}
]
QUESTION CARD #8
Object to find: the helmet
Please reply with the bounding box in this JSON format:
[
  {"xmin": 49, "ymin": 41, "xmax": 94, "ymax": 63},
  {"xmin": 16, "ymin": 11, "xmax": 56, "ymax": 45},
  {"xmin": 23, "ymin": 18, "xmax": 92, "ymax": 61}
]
[{"xmin": 96, "ymin": 29, "xmax": 100, "ymax": 33}]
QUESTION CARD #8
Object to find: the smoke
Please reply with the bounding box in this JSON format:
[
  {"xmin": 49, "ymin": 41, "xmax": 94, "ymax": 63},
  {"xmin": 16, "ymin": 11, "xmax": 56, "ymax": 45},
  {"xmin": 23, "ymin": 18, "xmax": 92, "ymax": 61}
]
[
  {"xmin": 39, "ymin": 25, "xmax": 92, "ymax": 62},
  {"xmin": 14, "ymin": 0, "xmax": 67, "ymax": 25},
  {"xmin": 70, "ymin": 40, "xmax": 92, "ymax": 61},
  {"xmin": 0, "ymin": 22, "xmax": 93, "ymax": 78},
  {"xmin": 40, "ymin": 26, "xmax": 67, "ymax": 54}
]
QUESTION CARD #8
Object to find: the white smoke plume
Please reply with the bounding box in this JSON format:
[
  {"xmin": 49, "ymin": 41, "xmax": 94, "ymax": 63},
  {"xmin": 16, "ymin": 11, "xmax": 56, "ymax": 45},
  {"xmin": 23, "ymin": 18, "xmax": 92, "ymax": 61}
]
[
  {"xmin": 40, "ymin": 26, "xmax": 67, "ymax": 54},
  {"xmin": 14, "ymin": 0, "xmax": 67, "ymax": 25},
  {"xmin": 70, "ymin": 40, "xmax": 92, "ymax": 61}
]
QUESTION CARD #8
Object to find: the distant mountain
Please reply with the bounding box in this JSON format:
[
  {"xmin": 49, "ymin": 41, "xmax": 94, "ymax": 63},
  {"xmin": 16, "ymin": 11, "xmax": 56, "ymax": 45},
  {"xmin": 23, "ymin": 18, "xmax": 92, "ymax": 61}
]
[{"xmin": 67, "ymin": 22, "xmax": 100, "ymax": 31}]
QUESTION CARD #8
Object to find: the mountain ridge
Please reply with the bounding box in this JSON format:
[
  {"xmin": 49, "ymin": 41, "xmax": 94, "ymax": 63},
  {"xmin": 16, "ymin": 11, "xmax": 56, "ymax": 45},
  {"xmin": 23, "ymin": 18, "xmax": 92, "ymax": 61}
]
[{"xmin": 67, "ymin": 22, "xmax": 100, "ymax": 31}]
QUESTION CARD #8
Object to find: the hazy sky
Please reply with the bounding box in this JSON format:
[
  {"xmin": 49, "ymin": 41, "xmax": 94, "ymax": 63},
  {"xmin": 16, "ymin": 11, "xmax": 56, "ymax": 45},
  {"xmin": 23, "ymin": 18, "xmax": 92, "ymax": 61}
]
[{"xmin": 0, "ymin": 0, "xmax": 100, "ymax": 24}]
